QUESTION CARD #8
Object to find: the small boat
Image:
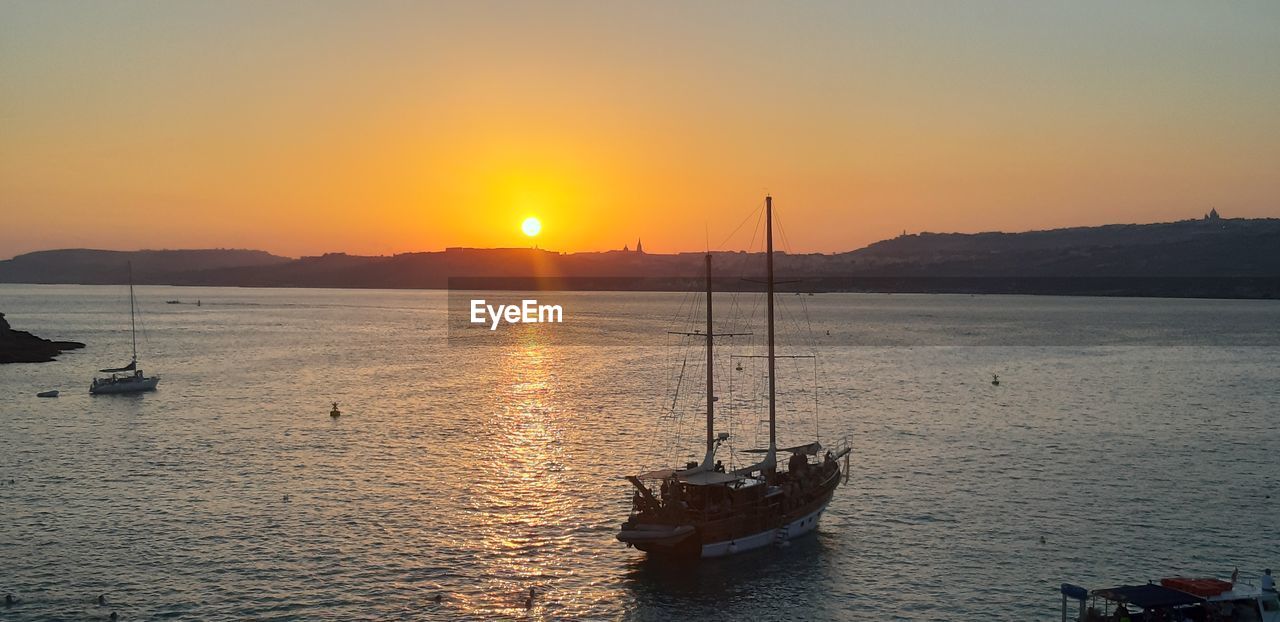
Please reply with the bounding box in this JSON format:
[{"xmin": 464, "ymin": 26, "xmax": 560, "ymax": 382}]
[
  {"xmin": 37, "ymin": 390, "xmax": 59, "ymax": 398},
  {"xmin": 330, "ymin": 402, "xmax": 341, "ymax": 418},
  {"xmin": 165, "ymin": 300, "xmax": 181, "ymax": 304},
  {"xmin": 90, "ymin": 263, "xmax": 160, "ymax": 395},
  {"xmin": 1059, "ymin": 572, "xmax": 1278, "ymax": 622}
]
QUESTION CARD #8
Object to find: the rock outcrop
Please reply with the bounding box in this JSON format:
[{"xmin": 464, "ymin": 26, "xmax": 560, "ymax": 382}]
[{"xmin": 0, "ymin": 312, "xmax": 85, "ymax": 363}]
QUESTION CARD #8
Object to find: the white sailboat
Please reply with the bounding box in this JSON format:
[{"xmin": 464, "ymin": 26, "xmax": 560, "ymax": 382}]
[{"xmin": 90, "ymin": 263, "xmax": 160, "ymax": 395}]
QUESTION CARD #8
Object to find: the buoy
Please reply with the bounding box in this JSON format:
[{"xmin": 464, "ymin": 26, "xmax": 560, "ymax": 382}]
[
  {"xmin": 330, "ymin": 402, "xmax": 341, "ymax": 418},
  {"xmin": 98, "ymin": 594, "xmax": 107, "ymax": 606},
  {"xmin": 991, "ymin": 374, "xmax": 1000, "ymax": 386}
]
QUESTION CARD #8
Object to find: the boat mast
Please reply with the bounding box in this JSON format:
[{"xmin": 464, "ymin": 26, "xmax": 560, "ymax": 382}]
[
  {"xmin": 765, "ymin": 195, "xmax": 777, "ymax": 471},
  {"xmin": 704, "ymin": 252, "xmax": 714, "ymax": 464},
  {"xmin": 129, "ymin": 261, "xmax": 137, "ymax": 365}
]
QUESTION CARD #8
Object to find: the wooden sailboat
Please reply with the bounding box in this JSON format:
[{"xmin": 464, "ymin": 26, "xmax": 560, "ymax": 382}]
[
  {"xmin": 90, "ymin": 263, "xmax": 160, "ymax": 395},
  {"xmin": 617, "ymin": 196, "xmax": 850, "ymax": 558}
]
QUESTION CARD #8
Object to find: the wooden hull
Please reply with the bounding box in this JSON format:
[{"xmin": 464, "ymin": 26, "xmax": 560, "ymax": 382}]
[
  {"xmin": 620, "ymin": 462, "xmax": 843, "ymax": 559},
  {"xmin": 699, "ymin": 499, "xmax": 829, "ymax": 558},
  {"xmin": 624, "ymin": 490, "xmax": 835, "ymax": 558}
]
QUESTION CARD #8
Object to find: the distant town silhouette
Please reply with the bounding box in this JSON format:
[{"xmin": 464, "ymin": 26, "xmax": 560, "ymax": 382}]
[{"xmin": 2, "ymin": 215, "xmax": 1278, "ymax": 298}]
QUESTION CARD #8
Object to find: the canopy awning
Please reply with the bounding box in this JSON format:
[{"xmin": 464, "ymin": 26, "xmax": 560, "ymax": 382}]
[
  {"xmin": 742, "ymin": 442, "xmax": 822, "ymax": 456},
  {"xmin": 678, "ymin": 471, "xmax": 744, "ymax": 486},
  {"xmin": 1093, "ymin": 585, "xmax": 1205, "ymax": 610},
  {"xmin": 634, "ymin": 469, "xmax": 677, "ymax": 481},
  {"xmin": 631, "ymin": 468, "xmax": 745, "ymax": 486},
  {"xmin": 99, "ymin": 361, "xmax": 136, "ymax": 373}
]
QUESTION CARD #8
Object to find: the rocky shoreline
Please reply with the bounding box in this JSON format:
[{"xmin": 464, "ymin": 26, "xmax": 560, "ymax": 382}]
[{"xmin": 0, "ymin": 312, "xmax": 84, "ymax": 363}]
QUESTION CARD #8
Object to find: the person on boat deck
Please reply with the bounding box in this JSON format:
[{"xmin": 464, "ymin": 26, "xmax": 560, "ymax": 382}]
[
  {"xmin": 1113, "ymin": 603, "xmax": 1131, "ymax": 622},
  {"xmin": 1263, "ymin": 568, "xmax": 1275, "ymax": 592},
  {"xmin": 714, "ymin": 460, "xmax": 724, "ymax": 473},
  {"xmin": 788, "ymin": 452, "xmax": 807, "ymax": 474}
]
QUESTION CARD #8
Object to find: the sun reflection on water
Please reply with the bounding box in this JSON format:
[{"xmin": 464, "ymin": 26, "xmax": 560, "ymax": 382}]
[{"xmin": 457, "ymin": 337, "xmax": 577, "ymax": 618}]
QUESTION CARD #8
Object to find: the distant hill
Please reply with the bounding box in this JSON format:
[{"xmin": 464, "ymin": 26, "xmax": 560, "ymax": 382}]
[
  {"xmin": 2, "ymin": 218, "xmax": 1278, "ymax": 298},
  {"xmin": 0, "ymin": 249, "xmax": 292, "ymax": 284},
  {"xmin": 846, "ymin": 217, "xmax": 1280, "ymax": 277}
]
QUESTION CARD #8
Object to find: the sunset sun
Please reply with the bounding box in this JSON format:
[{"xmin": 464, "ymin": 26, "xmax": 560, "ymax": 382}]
[{"xmin": 521, "ymin": 216, "xmax": 542, "ymax": 237}]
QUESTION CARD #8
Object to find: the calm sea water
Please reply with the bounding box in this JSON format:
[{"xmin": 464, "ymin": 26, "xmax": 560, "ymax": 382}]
[{"xmin": 1, "ymin": 285, "xmax": 1277, "ymax": 621}]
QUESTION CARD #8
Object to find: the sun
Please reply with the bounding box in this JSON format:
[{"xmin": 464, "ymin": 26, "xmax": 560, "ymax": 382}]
[{"xmin": 521, "ymin": 216, "xmax": 542, "ymax": 237}]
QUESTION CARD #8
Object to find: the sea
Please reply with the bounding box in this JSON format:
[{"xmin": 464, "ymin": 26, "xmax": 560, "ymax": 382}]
[{"xmin": 1, "ymin": 284, "xmax": 1277, "ymax": 621}]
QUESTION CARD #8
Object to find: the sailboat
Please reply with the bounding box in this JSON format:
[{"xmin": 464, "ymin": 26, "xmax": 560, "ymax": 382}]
[
  {"xmin": 617, "ymin": 196, "xmax": 850, "ymax": 558},
  {"xmin": 90, "ymin": 263, "xmax": 160, "ymax": 395}
]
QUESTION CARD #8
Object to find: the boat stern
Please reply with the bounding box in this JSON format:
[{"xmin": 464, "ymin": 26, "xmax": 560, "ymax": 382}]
[{"xmin": 617, "ymin": 522, "xmax": 697, "ymax": 554}]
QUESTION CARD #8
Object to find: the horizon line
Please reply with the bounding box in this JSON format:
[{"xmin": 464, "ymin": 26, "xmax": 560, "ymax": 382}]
[{"xmin": 4, "ymin": 212, "xmax": 1273, "ymax": 262}]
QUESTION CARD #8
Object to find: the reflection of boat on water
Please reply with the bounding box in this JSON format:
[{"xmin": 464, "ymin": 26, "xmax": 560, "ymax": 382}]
[
  {"xmin": 1060, "ymin": 573, "xmax": 1279, "ymax": 622},
  {"xmin": 617, "ymin": 196, "xmax": 850, "ymax": 559},
  {"xmin": 91, "ymin": 263, "xmax": 160, "ymax": 395}
]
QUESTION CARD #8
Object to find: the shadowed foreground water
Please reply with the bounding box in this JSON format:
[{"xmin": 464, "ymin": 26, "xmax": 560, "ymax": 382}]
[{"xmin": 1, "ymin": 285, "xmax": 1277, "ymax": 621}]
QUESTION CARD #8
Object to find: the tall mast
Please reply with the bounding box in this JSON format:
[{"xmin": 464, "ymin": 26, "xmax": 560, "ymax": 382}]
[
  {"xmin": 704, "ymin": 252, "xmax": 715, "ymax": 462},
  {"xmin": 129, "ymin": 261, "xmax": 137, "ymax": 364},
  {"xmin": 765, "ymin": 195, "xmax": 777, "ymax": 465}
]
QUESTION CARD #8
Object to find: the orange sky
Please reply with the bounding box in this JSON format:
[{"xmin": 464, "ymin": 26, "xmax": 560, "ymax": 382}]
[{"xmin": 2, "ymin": 2, "xmax": 1278, "ymax": 258}]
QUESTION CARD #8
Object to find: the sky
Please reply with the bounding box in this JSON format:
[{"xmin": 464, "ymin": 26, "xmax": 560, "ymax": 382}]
[{"xmin": 2, "ymin": 1, "xmax": 1278, "ymax": 258}]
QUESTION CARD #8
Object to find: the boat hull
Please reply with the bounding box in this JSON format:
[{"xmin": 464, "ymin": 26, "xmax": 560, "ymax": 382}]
[
  {"xmin": 624, "ymin": 500, "xmax": 831, "ymax": 558},
  {"xmin": 621, "ymin": 476, "xmax": 840, "ymax": 559},
  {"xmin": 699, "ymin": 500, "xmax": 829, "ymax": 558},
  {"xmin": 90, "ymin": 376, "xmax": 159, "ymax": 395}
]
